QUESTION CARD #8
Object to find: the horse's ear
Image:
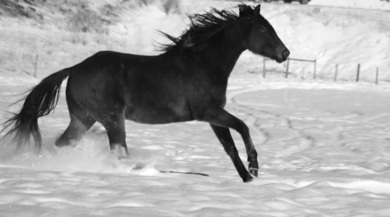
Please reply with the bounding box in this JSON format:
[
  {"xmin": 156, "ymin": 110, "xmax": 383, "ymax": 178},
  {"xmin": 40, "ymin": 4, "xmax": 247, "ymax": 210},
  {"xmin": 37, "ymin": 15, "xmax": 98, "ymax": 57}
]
[
  {"xmin": 238, "ymin": 4, "xmax": 252, "ymax": 17},
  {"xmin": 254, "ymin": 4, "xmax": 261, "ymax": 14}
]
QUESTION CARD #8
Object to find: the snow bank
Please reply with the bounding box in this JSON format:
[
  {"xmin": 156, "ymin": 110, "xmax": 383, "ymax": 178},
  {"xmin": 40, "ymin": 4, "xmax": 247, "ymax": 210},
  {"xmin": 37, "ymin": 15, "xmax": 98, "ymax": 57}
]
[
  {"xmin": 311, "ymin": 0, "xmax": 390, "ymax": 10},
  {"xmin": 257, "ymin": 3, "xmax": 390, "ymax": 81}
]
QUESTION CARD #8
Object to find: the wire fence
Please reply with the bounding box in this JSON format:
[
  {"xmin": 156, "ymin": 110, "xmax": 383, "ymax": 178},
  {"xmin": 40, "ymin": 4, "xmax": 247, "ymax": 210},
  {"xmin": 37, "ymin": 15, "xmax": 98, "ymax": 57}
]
[
  {"xmin": 0, "ymin": 48, "xmax": 39, "ymax": 78},
  {"xmin": 262, "ymin": 57, "xmax": 388, "ymax": 84}
]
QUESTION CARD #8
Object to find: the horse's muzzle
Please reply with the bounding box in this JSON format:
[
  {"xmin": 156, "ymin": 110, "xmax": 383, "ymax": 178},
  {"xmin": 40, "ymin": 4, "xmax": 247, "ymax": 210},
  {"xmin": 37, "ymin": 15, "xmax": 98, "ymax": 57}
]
[
  {"xmin": 276, "ymin": 48, "xmax": 290, "ymax": 63},
  {"xmin": 282, "ymin": 49, "xmax": 290, "ymax": 60}
]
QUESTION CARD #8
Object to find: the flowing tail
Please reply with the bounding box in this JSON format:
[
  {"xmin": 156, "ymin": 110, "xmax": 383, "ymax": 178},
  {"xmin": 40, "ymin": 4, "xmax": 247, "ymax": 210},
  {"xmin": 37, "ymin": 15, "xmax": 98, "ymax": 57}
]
[{"xmin": 1, "ymin": 68, "xmax": 71, "ymax": 151}]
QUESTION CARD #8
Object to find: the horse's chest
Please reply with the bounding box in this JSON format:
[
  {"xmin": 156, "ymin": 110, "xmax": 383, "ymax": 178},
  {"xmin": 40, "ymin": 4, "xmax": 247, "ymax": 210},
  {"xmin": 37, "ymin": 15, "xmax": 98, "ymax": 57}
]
[{"xmin": 210, "ymin": 88, "xmax": 227, "ymax": 106}]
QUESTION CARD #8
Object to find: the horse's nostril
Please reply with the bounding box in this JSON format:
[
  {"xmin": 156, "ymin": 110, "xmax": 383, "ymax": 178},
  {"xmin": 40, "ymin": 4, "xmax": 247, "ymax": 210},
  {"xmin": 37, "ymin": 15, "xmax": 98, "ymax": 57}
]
[{"xmin": 282, "ymin": 49, "xmax": 290, "ymax": 59}]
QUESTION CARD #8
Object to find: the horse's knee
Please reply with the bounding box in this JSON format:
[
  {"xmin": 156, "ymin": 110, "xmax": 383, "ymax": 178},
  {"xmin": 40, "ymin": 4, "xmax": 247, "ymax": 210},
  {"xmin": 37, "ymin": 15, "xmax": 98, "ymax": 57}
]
[{"xmin": 236, "ymin": 120, "xmax": 250, "ymax": 136}]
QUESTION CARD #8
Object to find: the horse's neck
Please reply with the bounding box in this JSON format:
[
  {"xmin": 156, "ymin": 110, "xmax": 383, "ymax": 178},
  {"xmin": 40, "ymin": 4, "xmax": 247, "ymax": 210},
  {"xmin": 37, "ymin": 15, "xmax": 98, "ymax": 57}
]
[{"xmin": 200, "ymin": 32, "xmax": 245, "ymax": 79}]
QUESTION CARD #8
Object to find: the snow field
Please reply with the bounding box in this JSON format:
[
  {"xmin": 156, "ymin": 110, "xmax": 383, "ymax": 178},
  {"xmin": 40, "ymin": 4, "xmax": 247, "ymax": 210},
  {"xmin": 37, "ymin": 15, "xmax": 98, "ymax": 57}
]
[{"xmin": 1, "ymin": 74, "xmax": 390, "ymax": 216}]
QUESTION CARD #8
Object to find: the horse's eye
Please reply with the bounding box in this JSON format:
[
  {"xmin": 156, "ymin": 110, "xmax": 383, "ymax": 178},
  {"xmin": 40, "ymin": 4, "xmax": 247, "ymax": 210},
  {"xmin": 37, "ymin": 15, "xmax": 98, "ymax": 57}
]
[{"xmin": 259, "ymin": 26, "xmax": 267, "ymax": 33}]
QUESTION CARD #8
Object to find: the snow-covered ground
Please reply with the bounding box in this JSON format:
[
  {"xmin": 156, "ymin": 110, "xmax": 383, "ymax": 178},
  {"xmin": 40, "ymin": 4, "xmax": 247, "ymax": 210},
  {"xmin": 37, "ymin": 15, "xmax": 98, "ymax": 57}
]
[
  {"xmin": 1, "ymin": 0, "xmax": 390, "ymax": 216},
  {"xmin": 1, "ymin": 74, "xmax": 390, "ymax": 216}
]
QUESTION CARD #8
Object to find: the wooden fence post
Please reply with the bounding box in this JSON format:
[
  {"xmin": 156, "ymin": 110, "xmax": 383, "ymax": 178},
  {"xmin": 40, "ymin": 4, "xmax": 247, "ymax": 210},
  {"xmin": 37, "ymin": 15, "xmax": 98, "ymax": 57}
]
[
  {"xmin": 19, "ymin": 52, "xmax": 24, "ymax": 74},
  {"xmin": 356, "ymin": 64, "xmax": 360, "ymax": 82},
  {"xmin": 334, "ymin": 64, "xmax": 338, "ymax": 82},
  {"xmin": 33, "ymin": 54, "xmax": 39, "ymax": 78},
  {"xmin": 263, "ymin": 57, "xmax": 266, "ymax": 78},
  {"xmin": 375, "ymin": 67, "xmax": 379, "ymax": 85},
  {"xmin": 285, "ymin": 59, "xmax": 290, "ymax": 78},
  {"xmin": 283, "ymin": 58, "xmax": 316, "ymax": 80}
]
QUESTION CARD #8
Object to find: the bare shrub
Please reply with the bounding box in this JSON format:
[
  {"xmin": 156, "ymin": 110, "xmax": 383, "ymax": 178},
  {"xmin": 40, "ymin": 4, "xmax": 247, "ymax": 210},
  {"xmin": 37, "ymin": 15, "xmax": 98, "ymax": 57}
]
[
  {"xmin": 68, "ymin": 3, "xmax": 110, "ymax": 34},
  {"xmin": 137, "ymin": 0, "xmax": 155, "ymax": 6},
  {"xmin": 162, "ymin": 0, "xmax": 180, "ymax": 14},
  {"xmin": 100, "ymin": 3, "xmax": 118, "ymax": 19}
]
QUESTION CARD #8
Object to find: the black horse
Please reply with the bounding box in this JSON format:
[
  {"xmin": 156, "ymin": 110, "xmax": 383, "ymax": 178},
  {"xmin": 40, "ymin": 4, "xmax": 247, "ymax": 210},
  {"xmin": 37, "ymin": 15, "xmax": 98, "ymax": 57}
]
[{"xmin": 2, "ymin": 4, "xmax": 289, "ymax": 182}]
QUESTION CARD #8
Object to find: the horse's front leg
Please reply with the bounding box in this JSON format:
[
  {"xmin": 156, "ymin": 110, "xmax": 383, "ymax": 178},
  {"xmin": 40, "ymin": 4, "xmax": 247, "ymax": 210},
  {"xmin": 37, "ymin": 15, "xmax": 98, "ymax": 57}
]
[
  {"xmin": 203, "ymin": 108, "xmax": 259, "ymax": 181},
  {"xmin": 210, "ymin": 124, "xmax": 253, "ymax": 182}
]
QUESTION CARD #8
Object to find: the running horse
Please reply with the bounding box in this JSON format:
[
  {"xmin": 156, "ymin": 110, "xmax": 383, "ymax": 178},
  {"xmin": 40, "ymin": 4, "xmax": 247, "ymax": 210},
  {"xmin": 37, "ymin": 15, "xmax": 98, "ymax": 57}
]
[{"xmin": 2, "ymin": 4, "xmax": 289, "ymax": 182}]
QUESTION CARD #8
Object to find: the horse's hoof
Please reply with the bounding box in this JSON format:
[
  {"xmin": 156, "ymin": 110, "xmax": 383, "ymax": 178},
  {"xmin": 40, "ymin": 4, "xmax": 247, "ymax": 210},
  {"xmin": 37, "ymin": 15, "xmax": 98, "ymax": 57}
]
[
  {"xmin": 111, "ymin": 146, "xmax": 129, "ymax": 159},
  {"xmin": 118, "ymin": 155, "xmax": 131, "ymax": 160},
  {"xmin": 249, "ymin": 168, "xmax": 258, "ymax": 177},
  {"xmin": 243, "ymin": 176, "xmax": 254, "ymax": 183}
]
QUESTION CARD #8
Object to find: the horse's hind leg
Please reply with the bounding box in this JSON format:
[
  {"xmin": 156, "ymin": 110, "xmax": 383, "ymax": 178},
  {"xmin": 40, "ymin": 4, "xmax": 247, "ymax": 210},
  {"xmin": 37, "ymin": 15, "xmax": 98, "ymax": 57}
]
[
  {"xmin": 55, "ymin": 111, "xmax": 95, "ymax": 147},
  {"xmin": 99, "ymin": 112, "xmax": 128, "ymax": 158}
]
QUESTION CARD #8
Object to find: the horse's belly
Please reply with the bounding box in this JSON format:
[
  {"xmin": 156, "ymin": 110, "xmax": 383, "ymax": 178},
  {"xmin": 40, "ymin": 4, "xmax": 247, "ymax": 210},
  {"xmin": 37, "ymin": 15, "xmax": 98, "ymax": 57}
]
[{"xmin": 125, "ymin": 106, "xmax": 192, "ymax": 124}]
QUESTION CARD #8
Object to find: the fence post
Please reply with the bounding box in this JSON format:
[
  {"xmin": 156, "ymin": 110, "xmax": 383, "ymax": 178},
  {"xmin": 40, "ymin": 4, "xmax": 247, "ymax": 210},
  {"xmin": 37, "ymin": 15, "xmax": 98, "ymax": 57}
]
[
  {"xmin": 19, "ymin": 52, "xmax": 24, "ymax": 74},
  {"xmin": 263, "ymin": 57, "xmax": 266, "ymax": 78},
  {"xmin": 356, "ymin": 64, "xmax": 360, "ymax": 82},
  {"xmin": 334, "ymin": 64, "xmax": 338, "ymax": 82},
  {"xmin": 313, "ymin": 59, "xmax": 317, "ymax": 80},
  {"xmin": 285, "ymin": 58, "xmax": 290, "ymax": 78},
  {"xmin": 33, "ymin": 54, "xmax": 39, "ymax": 78},
  {"xmin": 375, "ymin": 67, "xmax": 379, "ymax": 85}
]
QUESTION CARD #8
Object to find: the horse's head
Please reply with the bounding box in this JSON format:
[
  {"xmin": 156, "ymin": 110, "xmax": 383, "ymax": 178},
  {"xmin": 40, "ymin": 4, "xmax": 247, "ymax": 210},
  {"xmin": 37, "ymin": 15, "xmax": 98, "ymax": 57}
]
[{"xmin": 239, "ymin": 4, "xmax": 289, "ymax": 63}]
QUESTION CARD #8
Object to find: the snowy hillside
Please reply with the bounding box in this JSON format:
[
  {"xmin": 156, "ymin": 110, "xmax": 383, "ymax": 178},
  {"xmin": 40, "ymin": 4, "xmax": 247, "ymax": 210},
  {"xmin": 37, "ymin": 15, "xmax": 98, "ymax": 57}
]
[
  {"xmin": 0, "ymin": 0, "xmax": 389, "ymax": 81},
  {"xmin": 1, "ymin": 0, "xmax": 390, "ymax": 216}
]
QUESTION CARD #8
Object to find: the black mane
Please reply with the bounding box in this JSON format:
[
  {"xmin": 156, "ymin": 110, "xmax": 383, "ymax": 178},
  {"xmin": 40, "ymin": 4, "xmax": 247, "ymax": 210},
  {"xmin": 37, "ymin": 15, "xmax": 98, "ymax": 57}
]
[{"xmin": 160, "ymin": 4, "xmax": 258, "ymax": 52}]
